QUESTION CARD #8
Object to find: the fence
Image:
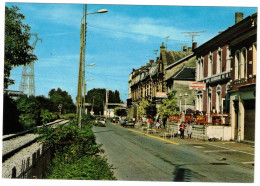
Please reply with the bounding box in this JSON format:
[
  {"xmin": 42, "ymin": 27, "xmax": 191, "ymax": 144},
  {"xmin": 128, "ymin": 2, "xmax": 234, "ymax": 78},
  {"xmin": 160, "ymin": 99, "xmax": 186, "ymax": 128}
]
[
  {"xmin": 168, "ymin": 113, "xmax": 231, "ymax": 125},
  {"xmin": 11, "ymin": 145, "xmax": 52, "ymax": 179}
]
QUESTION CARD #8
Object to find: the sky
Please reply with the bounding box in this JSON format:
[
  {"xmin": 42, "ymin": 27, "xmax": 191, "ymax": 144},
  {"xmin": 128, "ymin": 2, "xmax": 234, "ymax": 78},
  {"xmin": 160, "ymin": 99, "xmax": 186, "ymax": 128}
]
[{"xmin": 2, "ymin": 0, "xmax": 258, "ymax": 103}]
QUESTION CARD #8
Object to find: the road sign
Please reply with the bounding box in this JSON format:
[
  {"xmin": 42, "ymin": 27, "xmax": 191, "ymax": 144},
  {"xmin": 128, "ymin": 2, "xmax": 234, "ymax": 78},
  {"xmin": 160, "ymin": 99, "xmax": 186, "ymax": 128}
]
[
  {"xmin": 156, "ymin": 92, "xmax": 168, "ymax": 98},
  {"xmin": 189, "ymin": 82, "xmax": 206, "ymax": 90}
]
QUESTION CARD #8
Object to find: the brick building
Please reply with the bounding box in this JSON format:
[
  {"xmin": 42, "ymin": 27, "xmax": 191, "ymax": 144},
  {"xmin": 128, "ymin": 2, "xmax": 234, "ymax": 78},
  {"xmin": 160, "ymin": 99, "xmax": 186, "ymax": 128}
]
[{"xmin": 194, "ymin": 12, "xmax": 257, "ymax": 142}]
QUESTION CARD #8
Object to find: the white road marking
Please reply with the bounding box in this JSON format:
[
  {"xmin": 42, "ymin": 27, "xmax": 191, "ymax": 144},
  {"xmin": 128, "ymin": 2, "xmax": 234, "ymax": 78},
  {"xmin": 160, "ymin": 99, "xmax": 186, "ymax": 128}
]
[
  {"xmin": 206, "ymin": 144, "xmax": 254, "ymax": 156},
  {"xmin": 204, "ymin": 150, "xmax": 235, "ymax": 153},
  {"xmin": 193, "ymin": 146, "xmax": 205, "ymax": 149},
  {"xmin": 242, "ymin": 161, "xmax": 254, "ymax": 164}
]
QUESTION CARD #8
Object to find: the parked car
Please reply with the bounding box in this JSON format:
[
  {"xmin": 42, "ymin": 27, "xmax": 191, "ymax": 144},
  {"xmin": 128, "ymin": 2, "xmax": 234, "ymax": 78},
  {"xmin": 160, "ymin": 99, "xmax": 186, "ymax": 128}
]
[
  {"xmin": 111, "ymin": 116, "xmax": 119, "ymax": 123},
  {"xmin": 99, "ymin": 117, "xmax": 106, "ymax": 124},
  {"xmin": 120, "ymin": 118, "xmax": 127, "ymax": 127},
  {"xmin": 124, "ymin": 119, "xmax": 135, "ymax": 127}
]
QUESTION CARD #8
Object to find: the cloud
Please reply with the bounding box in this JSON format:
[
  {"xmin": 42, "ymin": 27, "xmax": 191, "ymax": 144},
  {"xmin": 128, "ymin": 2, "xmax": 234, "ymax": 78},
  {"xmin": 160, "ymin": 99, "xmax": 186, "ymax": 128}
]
[
  {"xmin": 37, "ymin": 54, "xmax": 79, "ymax": 68},
  {"xmin": 87, "ymin": 13, "xmax": 190, "ymax": 44}
]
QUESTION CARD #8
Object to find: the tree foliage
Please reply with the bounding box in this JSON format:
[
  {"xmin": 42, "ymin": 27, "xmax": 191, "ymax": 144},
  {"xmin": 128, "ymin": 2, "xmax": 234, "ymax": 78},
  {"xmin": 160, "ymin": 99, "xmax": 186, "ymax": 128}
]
[
  {"xmin": 85, "ymin": 88, "xmax": 122, "ymax": 115},
  {"xmin": 16, "ymin": 95, "xmax": 41, "ymax": 128},
  {"xmin": 157, "ymin": 90, "xmax": 179, "ymax": 118},
  {"xmin": 137, "ymin": 98, "xmax": 150, "ymax": 118},
  {"xmin": 48, "ymin": 88, "xmax": 76, "ymax": 114},
  {"xmin": 3, "ymin": 94, "xmax": 24, "ymax": 134},
  {"xmin": 4, "ymin": 6, "xmax": 37, "ymax": 88},
  {"xmin": 114, "ymin": 107, "xmax": 127, "ymax": 117}
]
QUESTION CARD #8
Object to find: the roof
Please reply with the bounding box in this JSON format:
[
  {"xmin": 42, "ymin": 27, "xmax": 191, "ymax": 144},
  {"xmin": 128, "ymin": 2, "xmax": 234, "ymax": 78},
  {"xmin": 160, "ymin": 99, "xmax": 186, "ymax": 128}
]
[
  {"xmin": 165, "ymin": 50, "xmax": 193, "ymax": 66},
  {"xmin": 194, "ymin": 12, "xmax": 257, "ymax": 55},
  {"xmin": 165, "ymin": 53, "xmax": 195, "ymax": 70},
  {"xmin": 166, "ymin": 67, "xmax": 196, "ymax": 81}
]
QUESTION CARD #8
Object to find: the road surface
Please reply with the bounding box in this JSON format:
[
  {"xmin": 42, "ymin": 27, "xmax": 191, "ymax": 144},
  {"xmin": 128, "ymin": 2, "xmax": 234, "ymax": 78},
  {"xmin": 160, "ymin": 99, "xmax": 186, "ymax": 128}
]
[{"xmin": 93, "ymin": 121, "xmax": 254, "ymax": 182}]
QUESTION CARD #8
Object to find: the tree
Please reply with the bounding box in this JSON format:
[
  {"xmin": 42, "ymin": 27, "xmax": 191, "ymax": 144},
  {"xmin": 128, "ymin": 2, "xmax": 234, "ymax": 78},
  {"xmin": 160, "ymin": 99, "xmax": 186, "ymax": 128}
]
[
  {"xmin": 16, "ymin": 95, "xmax": 41, "ymax": 128},
  {"xmin": 137, "ymin": 98, "xmax": 150, "ymax": 118},
  {"xmin": 4, "ymin": 6, "xmax": 37, "ymax": 89},
  {"xmin": 157, "ymin": 90, "xmax": 179, "ymax": 119},
  {"xmin": 114, "ymin": 107, "xmax": 127, "ymax": 117},
  {"xmin": 85, "ymin": 88, "xmax": 106, "ymax": 115},
  {"xmin": 3, "ymin": 94, "xmax": 24, "ymax": 134},
  {"xmin": 48, "ymin": 88, "xmax": 75, "ymax": 114}
]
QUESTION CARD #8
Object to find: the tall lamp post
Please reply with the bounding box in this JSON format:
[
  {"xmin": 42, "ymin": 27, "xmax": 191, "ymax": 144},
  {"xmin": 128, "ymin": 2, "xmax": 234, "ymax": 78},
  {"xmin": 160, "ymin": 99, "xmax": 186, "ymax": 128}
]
[
  {"xmin": 76, "ymin": 5, "xmax": 108, "ymax": 129},
  {"xmin": 184, "ymin": 92, "xmax": 188, "ymax": 114},
  {"xmin": 179, "ymin": 93, "xmax": 182, "ymax": 113}
]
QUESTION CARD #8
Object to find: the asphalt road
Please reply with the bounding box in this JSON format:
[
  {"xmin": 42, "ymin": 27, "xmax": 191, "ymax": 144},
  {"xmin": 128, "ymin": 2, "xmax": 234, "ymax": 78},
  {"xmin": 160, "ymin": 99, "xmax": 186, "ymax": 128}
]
[{"xmin": 93, "ymin": 120, "xmax": 254, "ymax": 182}]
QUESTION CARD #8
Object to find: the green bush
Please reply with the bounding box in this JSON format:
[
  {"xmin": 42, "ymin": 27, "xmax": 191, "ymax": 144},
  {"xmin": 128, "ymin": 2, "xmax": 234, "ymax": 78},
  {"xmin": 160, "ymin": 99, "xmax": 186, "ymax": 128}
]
[
  {"xmin": 60, "ymin": 113, "xmax": 76, "ymax": 120},
  {"xmin": 40, "ymin": 110, "xmax": 58, "ymax": 124},
  {"xmin": 37, "ymin": 120, "xmax": 116, "ymax": 180},
  {"xmin": 47, "ymin": 152, "xmax": 116, "ymax": 180}
]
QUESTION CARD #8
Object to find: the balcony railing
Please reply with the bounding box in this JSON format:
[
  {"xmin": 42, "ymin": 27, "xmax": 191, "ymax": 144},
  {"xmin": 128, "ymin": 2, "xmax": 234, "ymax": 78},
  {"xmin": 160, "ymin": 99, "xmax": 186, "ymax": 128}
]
[{"xmin": 168, "ymin": 112, "xmax": 230, "ymax": 125}]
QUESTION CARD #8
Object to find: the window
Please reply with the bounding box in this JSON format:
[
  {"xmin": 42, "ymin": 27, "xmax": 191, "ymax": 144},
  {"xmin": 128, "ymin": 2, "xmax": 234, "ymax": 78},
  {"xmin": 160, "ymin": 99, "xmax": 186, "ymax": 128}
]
[
  {"xmin": 241, "ymin": 48, "xmax": 247, "ymax": 79},
  {"xmin": 208, "ymin": 53, "xmax": 213, "ymax": 77},
  {"xmin": 216, "ymin": 85, "xmax": 222, "ymax": 113},
  {"xmin": 226, "ymin": 47, "xmax": 231, "ymax": 72},
  {"xmin": 196, "ymin": 93, "xmax": 203, "ymax": 111},
  {"xmin": 253, "ymin": 43, "xmax": 257, "ymax": 76},
  {"xmin": 217, "ymin": 48, "xmax": 222, "ymax": 74},
  {"xmin": 208, "ymin": 87, "xmax": 212, "ymax": 113},
  {"xmin": 200, "ymin": 58, "xmax": 204, "ymax": 79},
  {"xmin": 234, "ymin": 50, "xmax": 240, "ymax": 80}
]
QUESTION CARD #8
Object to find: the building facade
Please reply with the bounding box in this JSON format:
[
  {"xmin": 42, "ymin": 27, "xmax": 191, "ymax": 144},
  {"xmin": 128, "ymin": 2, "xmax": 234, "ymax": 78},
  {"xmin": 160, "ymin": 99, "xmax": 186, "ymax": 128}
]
[
  {"xmin": 228, "ymin": 13, "xmax": 257, "ymax": 141},
  {"xmin": 127, "ymin": 42, "xmax": 193, "ymax": 119},
  {"xmin": 194, "ymin": 12, "xmax": 257, "ymax": 141}
]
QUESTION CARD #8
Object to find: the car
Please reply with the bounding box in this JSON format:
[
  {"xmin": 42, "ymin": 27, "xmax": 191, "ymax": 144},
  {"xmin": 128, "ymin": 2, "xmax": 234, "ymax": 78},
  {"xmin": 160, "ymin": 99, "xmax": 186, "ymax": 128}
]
[
  {"xmin": 99, "ymin": 117, "xmax": 106, "ymax": 124},
  {"xmin": 113, "ymin": 116, "xmax": 120, "ymax": 123},
  {"xmin": 120, "ymin": 119, "xmax": 127, "ymax": 127},
  {"xmin": 124, "ymin": 119, "xmax": 135, "ymax": 127}
]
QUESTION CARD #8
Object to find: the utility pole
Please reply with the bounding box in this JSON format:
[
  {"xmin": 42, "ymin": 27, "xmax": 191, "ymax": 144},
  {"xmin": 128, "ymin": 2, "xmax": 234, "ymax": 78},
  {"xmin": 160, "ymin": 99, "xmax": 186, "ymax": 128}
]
[{"xmin": 182, "ymin": 31, "xmax": 205, "ymax": 46}]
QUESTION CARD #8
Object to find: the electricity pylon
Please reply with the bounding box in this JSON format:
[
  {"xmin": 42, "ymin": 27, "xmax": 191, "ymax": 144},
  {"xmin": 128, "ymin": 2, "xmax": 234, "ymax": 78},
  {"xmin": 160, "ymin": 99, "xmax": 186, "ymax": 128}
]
[{"xmin": 19, "ymin": 33, "xmax": 42, "ymax": 97}]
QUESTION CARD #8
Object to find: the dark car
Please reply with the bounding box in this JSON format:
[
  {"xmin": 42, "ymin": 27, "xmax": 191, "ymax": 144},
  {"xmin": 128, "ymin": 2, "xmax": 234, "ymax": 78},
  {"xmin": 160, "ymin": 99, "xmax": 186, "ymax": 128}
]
[
  {"xmin": 112, "ymin": 116, "xmax": 120, "ymax": 123},
  {"xmin": 120, "ymin": 119, "xmax": 127, "ymax": 127},
  {"xmin": 124, "ymin": 119, "xmax": 135, "ymax": 127}
]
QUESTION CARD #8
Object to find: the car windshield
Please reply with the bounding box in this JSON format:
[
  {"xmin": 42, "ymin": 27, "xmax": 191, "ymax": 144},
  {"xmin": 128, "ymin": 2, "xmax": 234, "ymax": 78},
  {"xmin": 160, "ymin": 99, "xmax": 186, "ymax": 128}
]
[{"xmin": 128, "ymin": 119, "xmax": 133, "ymax": 122}]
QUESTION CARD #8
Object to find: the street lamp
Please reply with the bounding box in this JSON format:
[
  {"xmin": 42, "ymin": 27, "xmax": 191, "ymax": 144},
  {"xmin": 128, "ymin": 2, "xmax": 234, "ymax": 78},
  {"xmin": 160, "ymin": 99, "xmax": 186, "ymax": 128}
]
[
  {"xmin": 179, "ymin": 93, "xmax": 182, "ymax": 113},
  {"xmin": 76, "ymin": 6, "xmax": 108, "ymax": 129},
  {"xmin": 184, "ymin": 92, "xmax": 188, "ymax": 114}
]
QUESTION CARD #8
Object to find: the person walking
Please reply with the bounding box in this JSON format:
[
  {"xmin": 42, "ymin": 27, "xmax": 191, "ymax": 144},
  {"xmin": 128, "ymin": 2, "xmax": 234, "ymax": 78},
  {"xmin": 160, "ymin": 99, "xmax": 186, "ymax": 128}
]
[
  {"xmin": 187, "ymin": 121, "xmax": 192, "ymax": 139},
  {"xmin": 179, "ymin": 122, "xmax": 185, "ymax": 139},
  {"xmin": 147, "ymin": 118, "xmax": 152, "ymax": 128}
]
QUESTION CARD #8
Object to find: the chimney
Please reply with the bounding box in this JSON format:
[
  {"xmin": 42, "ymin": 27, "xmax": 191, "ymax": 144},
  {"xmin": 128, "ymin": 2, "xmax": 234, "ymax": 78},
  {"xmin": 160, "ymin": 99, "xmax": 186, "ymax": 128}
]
[
  {"xmin": 192, "ymin": 42, "xmax": 197, "ymax": 51},
  {"xmin": 235, "ymin": 12, "xmax": 244, "ymax": 24},
  {"xmin": 188, "ymin": 47, "xmax": 192, "ymax": 52},
  {"xmin": 149, "ymin": 59, "xmax": 154, "ymax": 64},
  {"xmin": 183, "ymin": 45, "xmax": 187, "ymax": 52}
]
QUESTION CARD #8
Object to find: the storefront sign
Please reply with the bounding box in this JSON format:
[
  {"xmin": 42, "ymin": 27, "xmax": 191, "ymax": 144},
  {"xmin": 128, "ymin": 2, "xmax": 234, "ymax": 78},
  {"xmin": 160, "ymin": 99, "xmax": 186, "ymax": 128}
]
[
  {"xmin": 156, "ymin": 92, "xmax": 168, "ymax": 98},
  {"xmin": 189, "ymin": 82, "xmax": 206, "ymax": 90}
]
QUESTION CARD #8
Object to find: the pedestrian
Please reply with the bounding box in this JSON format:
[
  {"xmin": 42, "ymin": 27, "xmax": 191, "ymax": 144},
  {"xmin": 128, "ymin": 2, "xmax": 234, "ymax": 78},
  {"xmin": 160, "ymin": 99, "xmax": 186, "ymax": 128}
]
[
  {"xmin": 179, "ymin": 122, "xmax": 185, "ymax": 139},
  {"xmin": 163, "ymin": 118, "xmax": 166, "ymax": 129},
  {"xmin": 147, "ymin": 118, "xmax": 151, "ymax": 128},
  {"xmin": 155, "ymin": 121, "xmax": 161, "ymax": 129},
  {"xmin": 187, "ymin": 121, "xmax": 192, "ymax": 139},
  {"xmin": 133, "ymin": 117, "xmax": 136, "ymax": 124}
]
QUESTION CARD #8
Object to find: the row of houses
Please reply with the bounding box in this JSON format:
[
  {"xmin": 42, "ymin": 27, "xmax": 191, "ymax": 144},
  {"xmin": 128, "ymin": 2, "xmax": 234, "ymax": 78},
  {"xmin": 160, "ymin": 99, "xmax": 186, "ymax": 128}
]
[{"xmin": 127, "ymin": 12, "xmax": 257, "ymax": 142}]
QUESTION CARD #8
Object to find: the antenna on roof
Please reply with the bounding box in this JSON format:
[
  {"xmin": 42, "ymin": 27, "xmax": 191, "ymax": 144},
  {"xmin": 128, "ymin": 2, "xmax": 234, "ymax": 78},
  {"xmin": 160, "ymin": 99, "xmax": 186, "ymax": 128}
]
[
  {"xmin": 182, "ymin": 31, "xmax": 205, "ymax": 46},
  {"xmin": 165, "ymin": 36, "xmax": 170, "ymax": 50},
  {"xmin": 153, "ymin": 50, "xmax": 158, "ymax": 58},
  {"xmin": 176, "ymin": 43, "xmax": 188, "ymax": 51}
]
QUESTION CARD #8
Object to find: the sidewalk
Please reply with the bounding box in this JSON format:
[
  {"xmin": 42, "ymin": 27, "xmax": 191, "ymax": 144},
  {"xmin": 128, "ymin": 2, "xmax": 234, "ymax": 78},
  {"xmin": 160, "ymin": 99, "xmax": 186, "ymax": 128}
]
[{"xmin": 128, "ymin": 123, "xmax": 255, "ymax": 155}]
